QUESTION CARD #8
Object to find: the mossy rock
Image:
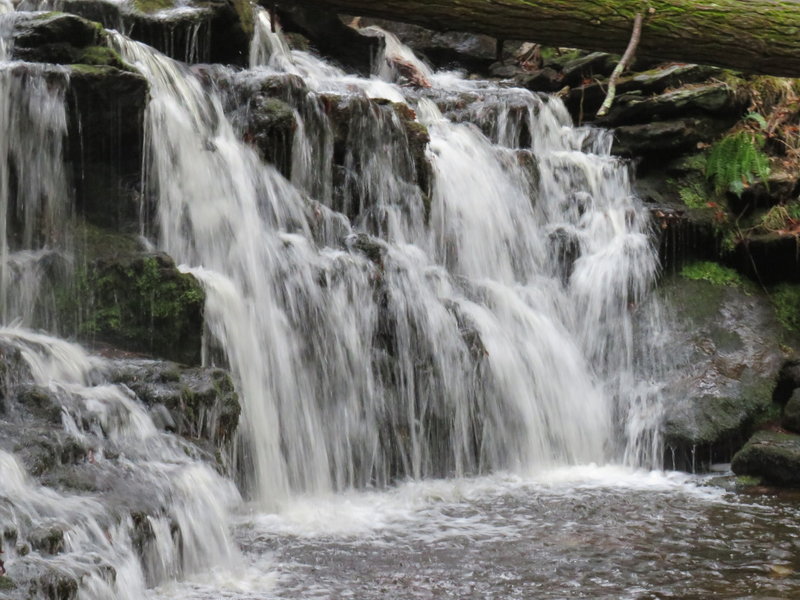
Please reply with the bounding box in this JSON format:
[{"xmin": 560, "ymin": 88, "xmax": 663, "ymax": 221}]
[
  {"xmin": 81, "ymin": 254, "xmax": 205, "ymax": 364},
  {"xmin": 660, "ymin": 274, "xmax": 787, "ymax": 470},
  {"xmin": 731, "ymin": 430, "xmax": 800, "ymax": 486},
  {"xmin": 56, "ymin": 226, "xmax": 205, "ymax": 364}
]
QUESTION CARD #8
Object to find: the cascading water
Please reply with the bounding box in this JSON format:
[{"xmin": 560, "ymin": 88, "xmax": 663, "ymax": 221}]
[
  {"xmin": 5, "ymin": 4, "xmax": 800, "ymax": 599},
  {"xmin": 109, "ymin": 6, "xmax": 666, "ymax": 516},
  {"xmin": 0, "ymin": 11, "xmax": 244, "ymax": 598}
]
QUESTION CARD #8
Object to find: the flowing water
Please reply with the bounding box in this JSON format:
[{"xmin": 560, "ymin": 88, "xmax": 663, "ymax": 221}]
[{"xmin": 2, "ymin": 5, "xmax": 800, "ymax": 599}]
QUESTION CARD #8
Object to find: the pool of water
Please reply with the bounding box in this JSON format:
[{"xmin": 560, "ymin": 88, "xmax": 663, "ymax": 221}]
[{"xmin": 148, "ymin": 466, "xmax": 800, "ymax": 599}]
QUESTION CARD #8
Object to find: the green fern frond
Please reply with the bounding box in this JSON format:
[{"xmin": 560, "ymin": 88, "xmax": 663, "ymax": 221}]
[{"xmin": 706, "ymin": 130, "xmax": 770, "ymax": 197}]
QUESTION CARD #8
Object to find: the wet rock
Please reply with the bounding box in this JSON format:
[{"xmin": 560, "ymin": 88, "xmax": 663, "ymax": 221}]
[
  {"xmin": 559, "ymin": 52, "xmax": 618, "ymax": 87},
  {"xmin": 29, "ymin": 527, "xmax": 65, "ymax": 555},
  {"xmin": 244, "ymin": 95, "xmax": 297, "ymax": 179},
  {"xmin": 55, "ymin": 225, "xmax": 205, "ymax": 364},
  {"xmin": 661, "ymin": 275, "xmax": 787, "ymax": 471},
  {"xmin": 22, "ymin": 0, "xmax": 251, "ymax": 65},
  {"xmin": 782, "ymin": 390, "xmax": 800, "ymax": 433},
  {"xmin": 563, "ymin": 63, "xmax": 723, "ymax": 121},
  {"xmin": 67, "ymin": 66, "xmax": 148, "ymax": 232},
  {"xmin": 11, "ymin": 12, "xmax": 104, "ymax": 63},
  {"xmin": 732, "ymin": 233, "xmax": 800, "ymax": 285},
  {"xmin": 358, "ymin": 17, "xmax": 496, "ymax": 74},
  {"xmin": 515, "ymin": 66, "xmax": 564, "ymax": 93},
  {"xmin": 276, "ymin": 4, "xmax": 379, "ymax": 75},
  {"xmin": 732, "ymin": 430, "xmax": 800, "ymax": 486},
  {"xmin": 15, "ymin": 386, "xmax": 62, "ymax": 424},
  {"xmin": 108, "ymin": 360, "xmax": 240, "ymax": 447}
]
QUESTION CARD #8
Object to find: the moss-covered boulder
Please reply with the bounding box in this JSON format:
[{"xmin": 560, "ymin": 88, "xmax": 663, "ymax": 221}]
[
  {"xmin": 732, "ymin": 430, "xmax": 800, "ymax": 486},
  {"xmin": 57, "ymin": 225, "xmax": 205, "ymax": 364},
  {"xmin": 11, "ymin": 12, "xmax": 105, "ymax": 63},
  {"xmin": 660, "ymin": 268, "xmax": 788, "ymax": 470}
]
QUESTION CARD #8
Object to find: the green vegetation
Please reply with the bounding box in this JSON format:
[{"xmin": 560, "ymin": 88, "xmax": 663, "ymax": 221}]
[
  {"xmin": 705, "ymin": 130, "xmax": 770, "ymax": 196},
  {"xmin": 132, "ymin": 0, "xmax": 174, "ymax": 14},
  {"xmin": 680, "ymin": 261, "xmax": 746, "ymax": 287},
  {"xmin": 771, "ymin": 284, "xmax": 800, "ymax": 332}
]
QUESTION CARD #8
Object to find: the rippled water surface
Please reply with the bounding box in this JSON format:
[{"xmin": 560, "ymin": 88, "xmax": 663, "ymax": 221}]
[{"xmin": 149, "ymin": 467, "xmax": 800, "ymax": 599}]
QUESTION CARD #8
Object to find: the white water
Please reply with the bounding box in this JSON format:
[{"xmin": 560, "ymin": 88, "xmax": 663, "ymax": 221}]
[
  {"xmin": 110, "ymin": 8, "xmax": 666, "ymax": 516},
  {"xmin": 1, "ymin": 6, "xmax": 677, "ymax": 597},
  {"xmin": 0, "ymin": 329, "xmax": 242, "ymax": 598}
]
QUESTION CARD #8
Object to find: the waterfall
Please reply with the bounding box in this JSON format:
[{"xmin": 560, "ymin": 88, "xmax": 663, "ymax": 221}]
[
  {"xmin": 0, "ymin": 329, "xmax": 241, "ymax": 598},
  {"xmin": 0, "ymin": 14, "xmax": 71, "ymax": 328},
  {"xmin": 108, "ymin": 8, "xmax": 666, "ymax": 513}
]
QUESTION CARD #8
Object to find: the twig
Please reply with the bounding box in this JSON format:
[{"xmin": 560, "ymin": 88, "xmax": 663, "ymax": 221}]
[{"xmin": 597, "ymin": 12, "xmax": 645, "ymax": 117}]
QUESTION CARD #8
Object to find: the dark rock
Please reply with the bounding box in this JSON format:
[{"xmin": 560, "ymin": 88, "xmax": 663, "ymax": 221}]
[
  {"xmin": 732, "ymin": 233, "xmax": 800, "ymax": 285},
  {"xmin": 782, "ymin": 389, "xmax": 800, "ymax": 433},
  {"xmin": 732, "ymin": 430, "xmax": 800, "ymax": 486},
  {"xmin": 661, "ymin": 275, "xmax": 786, "ymax": 470},
  {"xmin": 515, "ymin": 67, "xmax": 564, "ymax": 93},
  {"xmin": 560, "ymin": 52, "xmax": 618, "ymax": 87},
  {"xmin": 276, "ymin": 4, "xmax": 379, "ymax": 75},
  {"xmin": 564, "ymin": 63, "xmax": 722, "ymax": 121},
  {"xmin": 245, "ymin": 96, "xmax": 297, "ymax": 179},
  {"xmin": 774, "ymin": 360, "xmax": 800, "ymax": 404},
  {"xmin": 55, "ymin": 226, "xmax": 205, "ymax": 364},
  {"xmin": 612, "ymin": 118, "xmax": 730, "ymax": 157},
  {"xmin": 67, "ymin": 66, "xmax": 148, "ymax": 232},
  {"xmin": 599, "ymin": 84, "xmax": 740, "ymax": 127},
  {"xmin": 11, "ymin": 12, "xmax": 104, "ymax": 63},
  {"xmin": 29, "ymin": 526, "xmax": 65, "ymax": 555},
  {"xmin": 358, "ymin": 17, "xmax": 496, "ymax": 73}
]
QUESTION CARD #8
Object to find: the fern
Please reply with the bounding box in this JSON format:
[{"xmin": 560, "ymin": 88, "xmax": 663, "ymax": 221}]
[{"xmin": 705, "ymin": 130, "xmax": 770, "ymax": 196}]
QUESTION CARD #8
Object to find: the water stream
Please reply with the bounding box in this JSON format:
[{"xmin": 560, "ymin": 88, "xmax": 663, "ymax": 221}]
[{"xmin": 2, "ymin": 5, "xmax": 800, "ymax": 599}]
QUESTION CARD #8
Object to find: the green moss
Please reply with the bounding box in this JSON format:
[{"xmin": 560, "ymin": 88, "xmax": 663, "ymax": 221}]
[
  {"xmin": 771, "ymin": 284, "xmax": 800, "ymax": 332},
  {"xmin": 132, "ymin": 0, "xmax": 174, "ymax": 14},
  {"xmin": 56, "ymin": 224, "xmax": 204, "ymax": 363},
  {"xmin": 735, "ymin": 475, "xmax": 762, "ymax": 487},
  {"xmin": 0, "ymin": 577, "xmax": 15, "ymax": 590},
  {"xmin": 229, "ymin": 0, "xmax": 255, "ymax": 36},
  {"xmin": 74, "ymin": 45, "xmax": 130, "ymax": 70},
  {"xmin": 680, "ymin": 261, "xmax": 746, "ymax": 287},
  {"xmin": 677, "ymin": 178, "xmax": 710, "ymax": 209}
]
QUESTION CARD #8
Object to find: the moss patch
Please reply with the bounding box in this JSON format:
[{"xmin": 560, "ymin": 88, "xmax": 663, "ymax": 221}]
[
  {"xmin": 680, "ymin": 261, "xmax": 747, "ymax": 287},
  {"xmin": 771, "ymin": 284, "xmax": 800, "ymax": 332},
  {"xmin": 131, "ymin": 0, "xmax": 175, "ymax": 14}
]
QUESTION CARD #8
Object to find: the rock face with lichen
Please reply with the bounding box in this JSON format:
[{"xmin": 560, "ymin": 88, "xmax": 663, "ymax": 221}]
[{"xmin": 659, "ymin": 271, "xmax": 789, "ymax": 471}]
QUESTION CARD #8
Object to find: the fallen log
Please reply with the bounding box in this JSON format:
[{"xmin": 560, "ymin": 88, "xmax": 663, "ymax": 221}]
[{"xmin": 284, "ymin": 0, "xmax": 800, "ymax": 79}]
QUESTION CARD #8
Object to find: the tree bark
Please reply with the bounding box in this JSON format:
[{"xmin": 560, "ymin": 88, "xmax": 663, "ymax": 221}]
[{"xmin": 285, "ymin": 0, "xmax": 800, "ymax": 78}]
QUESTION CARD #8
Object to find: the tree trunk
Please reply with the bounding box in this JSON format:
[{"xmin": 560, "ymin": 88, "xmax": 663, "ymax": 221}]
[{"xmin": 285, "ymin": 0, "xmax": 800, "ymax": 78}]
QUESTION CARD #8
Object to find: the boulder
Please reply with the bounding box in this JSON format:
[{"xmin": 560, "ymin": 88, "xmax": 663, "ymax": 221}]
[
  {"xmin": 731, "ymin": 430, "xmax": 800, "ymax": 486},
  {"xmin": 660, "ymin": 272, "xmax": 787, "ymax": 470},
  {"xmin": 56, "ymin": 225, "xmax": 205, "ymax": 364}
]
